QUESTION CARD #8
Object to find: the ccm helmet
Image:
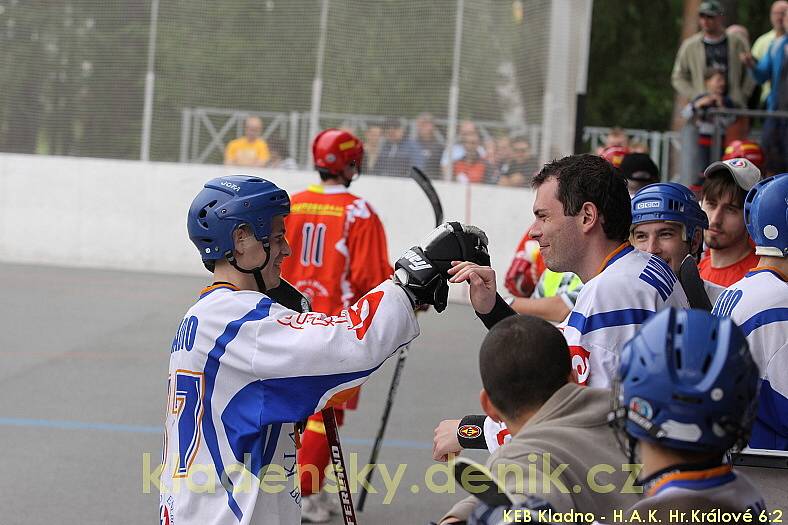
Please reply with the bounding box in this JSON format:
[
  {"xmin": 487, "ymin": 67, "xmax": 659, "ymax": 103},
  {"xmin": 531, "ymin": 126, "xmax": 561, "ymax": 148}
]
[
  {"xmin": 631, "ymin": 182, "xmax": 709, "ymax": 242},
  {"xmin": 312, "ymin": 128, "xmax": 364, "ymax": 179},
  {"xmin": 611, "ymin": 308, "xmax": 758, "ymax": 455},
  {"xmin": 744, "ymin": 173, "xmax": 788, "ymax": 258},
  {"xmin": 187, "ymin": 175, "xmax": 290, "ymax": 272}
]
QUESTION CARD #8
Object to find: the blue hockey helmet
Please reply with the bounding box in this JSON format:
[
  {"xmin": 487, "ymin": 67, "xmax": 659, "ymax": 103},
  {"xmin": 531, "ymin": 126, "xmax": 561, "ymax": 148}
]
[
  {"xmin": 744, "ymin": 173, "xmax": 788, "ymax": 258},
  {"xmin": 631, "ymin": 183, "xmax": 709, "ymax": 241},
  {"xmin": 612, "ymin": 308, "xmax": 758, "ymax": 453},
  {"xmin": 187, "ymin": 176, "xmax": 290, "ymax": 264}
]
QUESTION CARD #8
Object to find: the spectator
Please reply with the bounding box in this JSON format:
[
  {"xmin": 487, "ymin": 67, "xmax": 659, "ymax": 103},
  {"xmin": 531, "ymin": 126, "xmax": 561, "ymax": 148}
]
[
  {"xmin": 619, "ymin": 152, "xmax": 661, "ymax": 197},
  {"xmin": 491, "ymin": 135, "xmax": 513, "ymax": 178},
  {"xmin": 595, "ymin": 126, "xmax": 629, "ymax": 154},
  {"xmin": 498, "ymin": 136, "xmax": 535, "ymax": 187},
  {"xmin": 750, "ymin": 1, "xmax": 788, "ymax": 108},
  {"xmin": 436, "ymin": 315, "xmax": 639, "ymax": 524},
  {"xmin": 363, "ymin": 124, "xmax": 383, "ymax": 174},
  {"xmin": 440, "ymin": 120, "xmax": 486, "ymax": 176},
  {"xmin": 699, "ymin": 158, "xmax": 762, "ymax": 286},
  {"xmin": 376, "ymin": 117, "xmax": 424, "ymax": 177},
  {"xmin": 265, "ymin": 137, "xmax": 298, "ymax": 170},
  {"xmin": 628, "ymin": 140, "xmax": 649, "ymax": 153},
  {"xmin": 452, "ymin": 132, "xmax": 494, "ymax": 184},
  {"xmin": 742, "ymin": 9, "xmax": 788, "ymax": 175},
  {"xmin": 671, "ymin": 0, "xmax": 753, "ymax": 109},
  {"xmin": 680, "ymin": 67, "xmax": 736, "ymax": 182},
  {"xmin": 224, "ymin": 116, "xmax": 271, "ymax": 167},
  {"xmin": 414, "ymin": 112, "xmax": 444, "ymax": 178}
]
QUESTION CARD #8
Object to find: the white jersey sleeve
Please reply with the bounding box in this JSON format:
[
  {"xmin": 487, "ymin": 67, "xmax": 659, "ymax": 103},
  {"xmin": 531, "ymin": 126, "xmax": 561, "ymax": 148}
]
[
  {"xmin": 712, "ymin": 268, "xmax": 788, "ymax": 450},
  {"xmin": 159, "ymin": 280, "xmax": 418, "ymax": 525},
  {"xmin": 563, "ymin": 246, "xmax": 689, "ymax": 388}
]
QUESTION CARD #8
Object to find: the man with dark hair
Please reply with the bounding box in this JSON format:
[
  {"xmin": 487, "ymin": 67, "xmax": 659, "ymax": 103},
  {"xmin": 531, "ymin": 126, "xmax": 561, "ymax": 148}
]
[
  {"xmin": 376, "ymin": 117, "xmax": 424, "ymax": 178},
  {"xmin": 699, "ymin": 158, "xmax": 761, "ymax": 286},
  {"xmin": 437, "ymin": 315, "xmax": 640, "ymax": 524},
  {"xmin": 619, "ymin": 152, "xmax": 661, "ymax": 197},
  {"xmin": 434, "ymin": 154, "xmax": 689, "ymax": 458}
]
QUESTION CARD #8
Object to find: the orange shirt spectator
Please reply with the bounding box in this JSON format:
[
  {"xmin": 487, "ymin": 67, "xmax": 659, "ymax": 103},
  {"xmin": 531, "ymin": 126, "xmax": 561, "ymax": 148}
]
[{"xmin": 224, "ymin": 116, "xmax": 270, "ymax": 167}]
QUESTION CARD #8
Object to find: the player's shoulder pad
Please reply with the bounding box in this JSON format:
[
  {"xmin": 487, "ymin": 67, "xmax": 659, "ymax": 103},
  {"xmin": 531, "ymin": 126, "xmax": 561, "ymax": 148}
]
[{"xmin": 347, "ymin": 197, "xmax": 376, "ymax": 220}]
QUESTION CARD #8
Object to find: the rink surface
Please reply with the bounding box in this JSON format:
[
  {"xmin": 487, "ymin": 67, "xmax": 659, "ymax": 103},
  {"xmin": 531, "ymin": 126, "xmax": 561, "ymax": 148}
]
[{"xmin": 0, "ymin": 263, "xmax": 784, "ymax": 524}]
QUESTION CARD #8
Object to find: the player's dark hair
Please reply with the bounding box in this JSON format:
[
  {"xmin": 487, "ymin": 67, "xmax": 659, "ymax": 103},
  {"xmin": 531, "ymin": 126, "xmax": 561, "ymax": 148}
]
[
  {"xmin": 479, "ymin": 315, "xmax": 571, "ymax": 420},
  {"xmin": 533, "ymin": 154, "xmax": 632, "ymax": 242},
  {"xmin": 701, "ymin": 173, "xmax": 745, "ymax": 208}
]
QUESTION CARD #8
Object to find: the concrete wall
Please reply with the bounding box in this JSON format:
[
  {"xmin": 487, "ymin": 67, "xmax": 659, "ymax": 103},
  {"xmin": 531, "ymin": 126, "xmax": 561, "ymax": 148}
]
[{"xmin": 0, "ymin": 153, "xmax": 535, "ymax": 302}]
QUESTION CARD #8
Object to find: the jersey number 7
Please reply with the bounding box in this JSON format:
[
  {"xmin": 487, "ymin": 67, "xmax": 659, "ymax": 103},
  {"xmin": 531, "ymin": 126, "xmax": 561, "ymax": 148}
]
[{"xmin": 166, "ymin": 370, "xmax": 205, "ymax": 478}]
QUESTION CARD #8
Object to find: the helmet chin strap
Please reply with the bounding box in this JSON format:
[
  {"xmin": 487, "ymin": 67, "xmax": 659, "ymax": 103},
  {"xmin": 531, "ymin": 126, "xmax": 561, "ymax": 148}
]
[{"xmin": 226, "ymin": 239, "xmax": 272, "ymax": 293}]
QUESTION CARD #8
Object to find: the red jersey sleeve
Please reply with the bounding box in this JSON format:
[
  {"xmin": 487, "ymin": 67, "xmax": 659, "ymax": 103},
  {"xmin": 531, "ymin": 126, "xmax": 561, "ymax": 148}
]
[{"xmin": 346, "ymin": 202, "xmax": 393, "ymax": 302}]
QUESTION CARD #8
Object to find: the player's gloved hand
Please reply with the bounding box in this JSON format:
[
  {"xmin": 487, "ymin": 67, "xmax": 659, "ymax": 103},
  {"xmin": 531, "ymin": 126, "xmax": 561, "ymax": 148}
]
[{"xmin": 393, "ymin": 223, "xmax": 489, "ymax": 312}]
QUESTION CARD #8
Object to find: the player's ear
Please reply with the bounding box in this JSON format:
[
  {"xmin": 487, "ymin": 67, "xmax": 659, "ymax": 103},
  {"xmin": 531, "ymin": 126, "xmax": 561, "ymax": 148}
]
[
  {"xmin": 690, "ymin": 228, "xmax": 703, "ymax": 254},
  {"xmin": 233, "ymin": 225, "xmax": 251, "ymax": 254},
  {"xmin": 480, "ymin": 389, "xmax": 503, "ymax": 423},
  {"xmin": 579, "ymin": 201, "xmax": 598, "ymax": 233}
]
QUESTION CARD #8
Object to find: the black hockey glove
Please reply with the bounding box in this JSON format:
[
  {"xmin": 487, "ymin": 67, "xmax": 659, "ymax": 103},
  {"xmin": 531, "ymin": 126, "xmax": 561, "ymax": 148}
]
[{"xmin": 393, "ymin": 223, "xmax": 489, "ymax": 312}]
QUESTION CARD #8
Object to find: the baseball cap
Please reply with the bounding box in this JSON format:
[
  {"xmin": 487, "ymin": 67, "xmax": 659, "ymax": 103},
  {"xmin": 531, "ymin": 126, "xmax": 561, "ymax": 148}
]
[
  {"xmin": 699, "ymin": 0, "xmax": 723, "ymax": 16},
  {"xmin": 620, "ymin": 153, "xmax": 660, "ymax": 183},
  {"xmin": 703, "ymin": 158, "xmax": 761, "ymax": 191}
]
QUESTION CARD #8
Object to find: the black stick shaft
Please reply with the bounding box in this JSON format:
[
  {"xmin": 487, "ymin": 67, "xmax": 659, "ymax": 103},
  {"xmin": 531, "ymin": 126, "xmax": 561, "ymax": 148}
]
[{"xmin": 356, "ymin": 345, "xmax": 409, "ymax": 511}]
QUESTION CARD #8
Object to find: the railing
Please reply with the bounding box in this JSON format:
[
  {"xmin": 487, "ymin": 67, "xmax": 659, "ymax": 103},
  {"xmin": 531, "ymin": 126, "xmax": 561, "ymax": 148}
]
[{"xmin": 179, "ymin": 106, "xmax": 681, "ymax": 180}]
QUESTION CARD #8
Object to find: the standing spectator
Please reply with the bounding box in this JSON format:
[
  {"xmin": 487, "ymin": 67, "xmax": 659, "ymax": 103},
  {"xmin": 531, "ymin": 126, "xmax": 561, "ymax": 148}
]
[
  {"xmin": 498, "ymin": 136, "xmax": 535, "ymax": 187},
  {"xmin": 265, "ymin": 137, "xmax": 298, "ymax": 170},
  {"xmin": 742, "ymin": 10, "xmax": 788, "ymax": 175},
  {"xmin": 671, "ymin": 0, "xmax": 753, "ymax": 109},
  {"xmin": 362, "ymin": 124, "xmax": 383, "ymax": 174},
  {"xmin": 224, "ymin": 116, "xmax": 271, "ymax": 167},
  {"xmin": 452, "ymin": 132, "xmax": 494, "ymax": 184},
  {"xmin": 491, "ymin": 135, "xmax": 513, "ymax": 178},
  {"xmin": 618, "ymin": 152, "xmax": 661, "ymax": 197},
  {"xmin": 699, "ymin": 159, "xmax": 762, "ymax": 286},
  {"xmin": 414, "ymin": 112, "xmax": 444, "ymax": 178},
  {"xmin": 376, "ymin": 117, "xmax": 424, "ymax": 177},
  {"xmin": 595, "ymin": 126, "xmax": 629, "ymax": 154},
  {"xmin": 680, "ymin": 68, "xmax": 736, "ymax": 183},
  {"xmin": 751, "ymin": 0, "xmax": 788, "ymax": 107}
]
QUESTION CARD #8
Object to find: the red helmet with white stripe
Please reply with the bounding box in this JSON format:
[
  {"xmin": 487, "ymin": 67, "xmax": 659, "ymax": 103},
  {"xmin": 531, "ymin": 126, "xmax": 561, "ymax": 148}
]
[
  {"xmin": 312, "ymin": 128, "xmax": 364, "ymax": 178},
  {"xmin": 723, "ymin": 140, "xmax": 764, "ymax": 170}
]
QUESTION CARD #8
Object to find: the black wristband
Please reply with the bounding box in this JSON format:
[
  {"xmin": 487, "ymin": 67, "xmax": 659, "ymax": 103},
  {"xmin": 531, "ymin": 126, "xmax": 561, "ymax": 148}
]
[
  {"xmin": 476, "ymin": 293, "xmax": 516, "ymax": 330},
  {"xmin": 457, "ymin": 414, "xmax": 488, "ymax": 449}
]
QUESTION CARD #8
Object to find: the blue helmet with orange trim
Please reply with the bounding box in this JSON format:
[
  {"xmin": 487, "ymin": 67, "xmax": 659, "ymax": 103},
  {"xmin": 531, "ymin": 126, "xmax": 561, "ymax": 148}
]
[
  {"xmin": 610, "ymin": 308, "xmax": 758, "ymax": 453},
  {"xmin": 631, "ymin": 182, "xmax": 709, "ymax": 242},
  {"xmin": 744, "ymin": 173, "xmax": 788, "ymax": 258},
  {"xmin": 187, "ymin": 176, "xmax": 290, "ymax": 267}
]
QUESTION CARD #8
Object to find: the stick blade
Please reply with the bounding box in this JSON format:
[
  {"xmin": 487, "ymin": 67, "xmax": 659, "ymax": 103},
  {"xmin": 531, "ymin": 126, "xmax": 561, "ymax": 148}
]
[
  {"xmin": 678, "ymin": 255, "xmax": 712, "ymax": 311},
  {"xmin": 409, "ymin": 166, "xmax": 444, "ymax": 226}
]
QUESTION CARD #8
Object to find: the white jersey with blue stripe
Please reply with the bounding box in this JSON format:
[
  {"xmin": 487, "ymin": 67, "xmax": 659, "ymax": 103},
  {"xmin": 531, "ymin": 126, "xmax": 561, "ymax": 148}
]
[
  {"xmin": 712, "ymin": 267, "xmax": 788, "ymax": 450},
  {"xmin": 158, "ymin": 280, "xmax": 418, "ymax": 525},
  {"xmin": 482, "ymin": 244, "xmax": 689, "ymax": 453},
  {"xmin": 564, "ymin": 244, "xmax": 690, "ymax": 388}
]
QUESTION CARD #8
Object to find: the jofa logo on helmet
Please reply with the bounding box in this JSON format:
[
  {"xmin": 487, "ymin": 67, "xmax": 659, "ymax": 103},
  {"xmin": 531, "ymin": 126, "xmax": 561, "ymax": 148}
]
[
  {"xmin": 221, "ymin": 181, "xmax": 242, "ymax": 192},
  {"xmin": 458, "ymin": 424, "xmax": 482, "ymax": 439},
  {"xmin": 636, "ymin": 200, "xmax": 661, "ymax": 210}
]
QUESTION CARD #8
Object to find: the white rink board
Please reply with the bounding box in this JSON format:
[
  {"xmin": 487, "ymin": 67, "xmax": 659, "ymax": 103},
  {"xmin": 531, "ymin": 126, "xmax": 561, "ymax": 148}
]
[{"xmin": 0, "ymin": 153, "xmax": 535, "ymax": 303}]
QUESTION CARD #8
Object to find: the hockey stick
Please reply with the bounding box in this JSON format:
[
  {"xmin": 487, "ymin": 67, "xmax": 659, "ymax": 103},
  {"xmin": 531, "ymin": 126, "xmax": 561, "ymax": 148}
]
[
  {"xmin": 677, "ymin": 255, "xmax": 712, "ymax": 311},
  {"xmin": 357, "ymin": 166, "xmax": 444, "ymax": 511},
  {"xmin": 266, "ymin": 280, "xmax": 358, "ymax": 525}
]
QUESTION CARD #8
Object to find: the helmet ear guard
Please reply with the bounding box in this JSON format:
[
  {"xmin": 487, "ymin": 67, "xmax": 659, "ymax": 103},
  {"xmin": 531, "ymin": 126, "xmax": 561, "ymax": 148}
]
[{"xmin": 744, "ymin": 173, "xmax": 788, "ymax": 258}]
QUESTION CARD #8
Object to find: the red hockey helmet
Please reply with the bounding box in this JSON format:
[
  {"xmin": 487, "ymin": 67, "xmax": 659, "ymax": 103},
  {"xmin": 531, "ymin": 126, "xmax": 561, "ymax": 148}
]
[
  {"xmin": 600, "ymin": 145, "xmax": 630, "ymax": 168},
  {"xmin": 723, "ymin": 140, "xmax": 764, "ymax": 170},
  {"xmin": 312, "ymin": 128, "xmax": 364, "ymax": 177}
]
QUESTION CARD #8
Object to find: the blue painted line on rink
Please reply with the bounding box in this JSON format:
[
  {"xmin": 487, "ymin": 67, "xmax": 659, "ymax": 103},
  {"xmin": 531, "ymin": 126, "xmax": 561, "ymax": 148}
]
[{"xmin": 0, "ymin": 417, "xmax": 433, "ymax": 450}]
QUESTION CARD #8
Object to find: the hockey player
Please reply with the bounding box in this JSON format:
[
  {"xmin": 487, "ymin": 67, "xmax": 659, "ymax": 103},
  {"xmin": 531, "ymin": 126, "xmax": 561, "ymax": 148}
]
[
  {"xmin": 712, "ymin": 173, "xmax": 788, "ymax": 450},
  {"xmin": 630, "ymin": 182, "xmax": 724, "ymax": 304},
  {"xmin": 699, "ymin": 158, "xmax": 762, "ymax": 286},
  {"xmin": 435, "ymin": 154, "xmax": 690, "ymax": 458},
  {"xmin": 610, "ymin": 308, "xmax": 766, "ymax": 517},
  {"xmin": 279, "ymin": 128, "xmax": 392, "ymax": 521},
  {"xmin": 159, "ymin": 175, "xmax": 489, "ymax": 525}
]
